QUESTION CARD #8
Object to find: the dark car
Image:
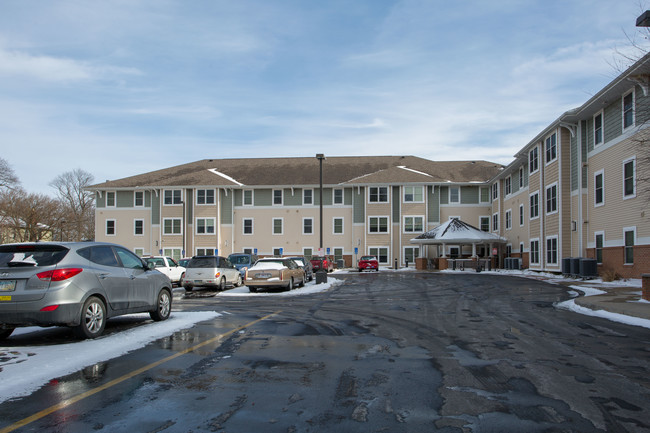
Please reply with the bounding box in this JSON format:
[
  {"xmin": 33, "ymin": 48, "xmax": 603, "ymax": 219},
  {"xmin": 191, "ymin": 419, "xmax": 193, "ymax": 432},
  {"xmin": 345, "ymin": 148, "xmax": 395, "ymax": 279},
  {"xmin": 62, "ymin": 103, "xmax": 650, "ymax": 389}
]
[
  {"xmin": 286, "ymin": 256, "xmax": 313, "ymax": 282},
  {"xmin": 0, "ymin": 242, "xmax": 172, "ymax": 340},
  {"xmin": 310, "ymin": 255, "xmax": 334, "ymax": 273},
  {"xmin": 358, "ymin": 255, "xmax": 379, "ymax": 272},
  {"xmin": 227, "ymin": 253, "xmax": 259, "ymax": 280}
]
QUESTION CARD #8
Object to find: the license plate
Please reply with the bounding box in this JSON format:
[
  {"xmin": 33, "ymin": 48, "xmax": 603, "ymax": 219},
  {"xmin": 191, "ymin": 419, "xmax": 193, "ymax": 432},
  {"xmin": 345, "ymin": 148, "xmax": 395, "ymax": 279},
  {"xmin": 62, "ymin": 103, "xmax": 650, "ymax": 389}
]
[
  {"xmin": 255, "ymin": 273, "xmax": 271, "ymax": 278},
  {"xmin": 0, "ymin": 280, "xmax": 16, "ymax": 292},
  {"xmin": 0, "ymin": 295, "xmax": 11, "ymax": 301}
]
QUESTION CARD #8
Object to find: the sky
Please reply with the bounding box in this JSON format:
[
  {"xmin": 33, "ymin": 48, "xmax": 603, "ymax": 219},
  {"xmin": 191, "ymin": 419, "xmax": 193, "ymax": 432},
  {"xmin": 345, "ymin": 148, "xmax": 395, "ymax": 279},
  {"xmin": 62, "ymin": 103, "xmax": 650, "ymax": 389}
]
[{"xmin": 1, "ymin": 0, "xmax": 650, "ymax": 195}]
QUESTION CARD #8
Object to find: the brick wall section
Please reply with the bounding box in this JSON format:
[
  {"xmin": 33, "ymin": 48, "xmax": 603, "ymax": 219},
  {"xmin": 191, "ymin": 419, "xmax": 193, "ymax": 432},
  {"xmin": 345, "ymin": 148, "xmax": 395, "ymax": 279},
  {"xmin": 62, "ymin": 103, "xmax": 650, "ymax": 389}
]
[
  {"xmin": 643, "ymin": 274, "xmax": 650, "ymax": 301},
  {"xmin": 586, "ymin": 245, "xmax": 650, "ymax": 279}
]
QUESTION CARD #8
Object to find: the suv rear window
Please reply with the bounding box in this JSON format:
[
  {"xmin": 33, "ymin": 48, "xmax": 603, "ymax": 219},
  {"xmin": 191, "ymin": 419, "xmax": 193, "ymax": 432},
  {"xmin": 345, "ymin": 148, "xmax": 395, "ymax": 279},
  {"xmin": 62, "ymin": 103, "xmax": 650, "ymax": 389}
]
[
  {"xmin": 0, "ymin": 244, "xmax": 69, "ymax": 267},
  {"xmin": 229, "ymin": 255, "xmax": 252, "ymax": 265},
  {"xmin": 188, "ymin": 257, "xmax": 218, "ymax": 268}
]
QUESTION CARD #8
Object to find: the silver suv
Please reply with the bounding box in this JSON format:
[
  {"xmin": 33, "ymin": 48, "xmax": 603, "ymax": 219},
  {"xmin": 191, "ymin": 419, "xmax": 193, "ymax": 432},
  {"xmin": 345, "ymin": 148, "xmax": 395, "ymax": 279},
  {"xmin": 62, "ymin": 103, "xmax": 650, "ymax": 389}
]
[
  {"xmin": 0, "ymin": 242, "xmax": 173, "ymax": 340},
  {"xmin": 183, "ymin": 256, "xmax": 242, "ymax": 291}
]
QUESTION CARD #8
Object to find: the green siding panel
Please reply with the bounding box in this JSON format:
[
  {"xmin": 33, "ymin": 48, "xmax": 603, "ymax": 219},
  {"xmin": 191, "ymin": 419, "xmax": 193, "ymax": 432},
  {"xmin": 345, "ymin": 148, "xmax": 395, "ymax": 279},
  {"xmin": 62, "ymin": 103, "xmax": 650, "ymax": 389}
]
[
  {"xmin": 255, "ymin": 189, "xmax": 272, "ymax": 206},
  {"xmin": 428, "ymin": 186, "xmax": 440, "ymax": 223},
  {"xmin": 116, "ymin": 191, "xmax": 132, "ymax": 207},
  {"xmin": 221, "ymin": 191, "xmax": 233, "ymax": 224},
  {"xmin": 234, "ymin": 189, "xmax": 242, "ymax": 207},
  {"xmin": 284, "ymin": 189, "xmax": 302, "ymax": 206},
  {"xmin": 344, "ymin": 188, "xmax": 353, "ymax": 206},
  {"xmin": 96, "ymin": 192, "xmax": 105, "ymax": 208},
  {"xmin": 460, "ymin": 186, "xmax": 478, "ymax": 204},
  {"xmin": 151, "ymin": 193, "xmax": 160, "ymax": 225},
  {"xmin": 603, "ymin": 100, "xmax": 621, "ymax": 144},
  {"xmin": 439, "ymin": 186, "xmax": 449, "ymax": 205},
  {"xmin": 353, "ymin": 187, "xmax": 365, "ymax": 224},
  {"xmin": 392, "ymin": 186, "xmax": 400, "ymax": 220}
]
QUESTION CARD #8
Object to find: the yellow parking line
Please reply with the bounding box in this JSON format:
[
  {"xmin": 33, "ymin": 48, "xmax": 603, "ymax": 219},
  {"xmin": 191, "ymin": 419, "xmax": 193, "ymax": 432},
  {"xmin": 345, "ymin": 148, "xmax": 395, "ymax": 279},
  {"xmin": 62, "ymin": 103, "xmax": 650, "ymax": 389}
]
[{"xmin": 0, "ymin": 310, "xmax": 282, "ymax": 433}]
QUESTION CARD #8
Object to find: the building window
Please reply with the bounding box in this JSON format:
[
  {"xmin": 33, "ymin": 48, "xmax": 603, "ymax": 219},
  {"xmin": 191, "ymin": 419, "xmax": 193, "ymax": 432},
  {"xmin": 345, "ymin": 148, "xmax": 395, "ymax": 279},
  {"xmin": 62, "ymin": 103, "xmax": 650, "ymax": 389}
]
[
  {"xmin": 196, "ymin": 218, "xmax": 215, "ymax": 234},
  {"xmin": 106, "ymin": 219, "xmax": 116, "ymax": 236},
  {"xmin": 333, "ymin": 247, "xmax": 343, "ymax": 262},
  {"xmin": 594, "ymin": 111, "xmax": 603, "ymax": 146},
  {"xmin": 529, "ymin": 147, "xmax": 539, "ymax": 174},
  {"xmin": 404, "ymin": 186, "xmax": 424, "ymax": 203},
  {"xmin": 492, "ymin": 213, "xmax": 498, "ymax": 231},
  {"xmin": 449, "ymin": 187, "xmax": 460, "ymax": 203},
  {"xmin": 243, "ymin": 190, "xmax": 254, "ymax": 206},
  {"xmin": 594, "ymin": 171, "xmax": 604, "ymax": 206},
  {"xmin": 243, "ymin": 218, "xmax": 253, "ymax": 235},
  {"xmin": 404, "ymin": 216, "xmax": 424, "ymax": 233},
  {"xmin": 333, "ymin": 217, "xmax": 344, "ymax": 234},
  {"xmin": 504, "ymin": 177, "xmax": 511, "ymax": 196},
  {"xmin": 333, "ymin": 188, "xmax": 344, "ymax": 205},
  {"xmin": 369, "ymin": 216, "xmax": 389, "ymax": 233},
  {"xmin": 623, "ymin": 91, "xmax": 635, "ymax": 130},
  {"xmin": 197, "ymin": 189, "xmax": 215, "ymax": 205},
  {"xmin": 106, "ymin": 191, "xmax": 116, "ymax": 207},
  {"xmin": 530, "ymin": 239, "xmax": 540, "ymax": 264},
  {"xmin": 623, "ymin": 158, "xmax": 636, "ymax": 198},
  {"xmin": 163, "ymin": 248, "xmax": 182, "ymax": 261},
  {"xmin": 303, "ymin": 189, "xmax": 313, "ymax": 205},
  {"xmin": 624, "ymin": 228, "xmax": 635, "ymax": 264},
  {"xmin": 545, "ymin": 133, "xmax": 557, "ymax": 164},
  {"xmin": 519, "ymin": 204, "xmax": 524, "ymax": 226},
  {"xmin": 163, "ymin": 218, "xmax": 182, "ymax": 235},
  {"xmin": 303, "ymin": 218, "xmax": 313, "ymax": 235},
  {"xmin": 595, "ymin": 232, "xmax": 604, "ymax": 264},
  {"xmin": 134, "ymin": 219, "xmax": 144, "ymax": 236},
  {"xmin": 480, "ymin": 187, "xmax": 490, "ymax": 203},
  {"xmin": 505, "ymin": 209, "xmax": 512, "ymax": 230},
  {"xmin": 134, "ymin": 248, "xmax": 145, "ymax": 257},
  {"xmin": 369, "ymin": 186, "xmax": 389, "ymax": 203},
  {"xmin": 197, "ymin": 248, "xmax": 215, "ymax": 256},
  {"xmin": 404, "ymin": 247, "xmax": 419, "ymax": 264},
  {"xmin": 163, "ymin": 189, "xmax": 182, "ymax": 205},
  {"xmin": 492, "ymin": 183, "xmax": 498, "ymax": 200},
  {"xmin": 530, "ymin": 191, "xmax": 539, "ymax": 219},
  {"xmin": 546, "ymin": 237, "xmax": 558, "ymax": 265},
  {"xmin": 545, "ymin": 184, "xmax": 557, "ymax": 214},
  {"xmin": 273, "ymin": 189, "xmax": 283, "ymax": 205},
  {"xmin": 369, "ymin": 247, "xmax": 389, "ymax": 264},
  {"xmin": 518, "ymin": 166, "xmax": 524, "ymax": 188},
  {"xmin": 480, "ymin": 216, "xmax": 490, "ymax": 232},
  {"xmin": 303, "ymin": 248, "xmax": 313, "ymax": 259},
  {"xmin": 273, "ymin": 218, "xmax": 283, "ymax": 235},
  {"xmin": 134, "ymin": 191, "xmax": 144, "ymax": 207}
]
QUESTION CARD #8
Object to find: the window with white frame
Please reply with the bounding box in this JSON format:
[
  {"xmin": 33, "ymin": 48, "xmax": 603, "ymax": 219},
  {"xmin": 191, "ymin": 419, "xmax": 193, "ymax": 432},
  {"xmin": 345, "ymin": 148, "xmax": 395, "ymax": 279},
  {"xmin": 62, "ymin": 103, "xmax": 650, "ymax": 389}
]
[
  {"xmin": 403, "ymin": 216, "xmax": 424, "ymax": 233},
  {"xmin": 303, "ymin": 189, "xmax": 313, "ymax": 205},
  {"xmin": 196, "ymin": 248, "xmax": 215, "ymax": 256},
  {"xmin": 623, "ymin": 158, "xmax": 636, "ymax": 199},
  {"xmin": 480, "ymin": 216, "xmax": 490, "ymax": 232},
  {"xmin": 243, "ymin": 218, "xmax": 253, "ymax": 235},
  {"xmin": 134, "ymin": 191, "xmax": 144, "ymax": 207},
  {"xmin": 303, "ymin": 247, "xmax": 313, "ymax": 259},
  {"xmin": 594, "ymin": 170, "xmax": 604, "ymax": 206},
  {"xmin": 530, "ymin": 239, "xmax": 540, "ymax": 264},
  {"xmin": 530, "ymin": 191, "xmax": 539, "ymax": 219},
  {"xmin": 546, "ymin": 236, "xmax": 558, "ymax": 265},
  {"xmin": 624, "ymin": 227, "xmax": 635, "ymax": 264},
  {"xmin": 196, "ymin": 218, "xmax": 215, "ymax": 234},
  {"xmin": 449, "ymin": 186, "xmax": 460, "ymax": 203},
  {"xmin": 163, "ymin": 218, "xmax": 182, "ymax": 235},
  {"xmin": 594, "ymin": 111, "xmax": 603, "ymax": 146},
  {"xmin": 404, "ymin": 246, "xmax": 419, "ymax": 264},
  {"xmin": 163, "ymin": 248, "xmax": 183, "ymax": 261},
  {"xmin": 492, "ymin": 213, "xmax": 498, "ymax": 231},
  {"xmin": 369, "ymin": 247, "xmax": 389, "ymax": 264},
  {"xmin": 333, "ymin": 247, "xmax": 343, "ymax": 261},
  {"xmin": 243, "ymin": 190, "xmax": 254, "ymax": 206},
  {"xmin": 404, "ymin": 186, "xmax": 424, "ymax": 203},
  {"xmin": 529, "ymin": 146, "xmax": 539, "ymax": 174},
  {"xmin": 273, "ymin": 247, "xmax": 282, "ymax": 256},
  {"xmin": 595, "ymin": 232, "xmax": 604, "ymax": 264},
  {"xmin": 623, "ymin": 90, "xmax": 635, "ymax": 130},
  {"xmin": 273, "ymin": 218, "xmax": 283, "ymax": 235},
  {"xmin": 273, "ymin": 189, "xmax": 283, "ymax": 205},
  {"xmin": 163, "ymin": 189, "xmax": 182, "ymax": 205},
  {"xmin": 333, "ymin": 188, "xmax": 344, "ymax": 205},
  {"xmin": 134, "ymin": 248, "xmax": 145, "ymax": 257},
  {"xmin": 197, "ymin": 189, "xmax": 215, "ymax": 205},
  {"xmin": 303, "ymin": 218, "xmax": 313, "ymax": 235},
  {"xmin": 369, "ymin": 216, "xmax": 389, "ymax": 233},
  {"xmin": 106, "ymin": 191, "xmax": 116, "ymax": 207},
  {"xmin": 492, "ymin": 182, "xmax": 498, "ymax": 200},
  {"xmin": 480, "ymin": 187, "xmax": 490, "ymax": 203},
  {"xmin": 545, "ymin": 133, "xmax": 557, "ymax": 164},
  {"xmin": 545, "ymin": 184, "xmax": 557, "ymax": 214},
  {"xmin": 505, "ymin": 209, "xmax": 512, "ymax": 230},
  {"xmin": 518, "ymin": 166, "xmax": 524, "ymax": 188},
  {"xmin": 333, "ymin": 217, "xmax": 344, "ymax": 234},
  {"xmin": 505, "ymin": 177, "xmax": 512, "ymax": 196},
  {"xmin": 242, "ymin": 248, "xmax": 253, "ymax": 255},
  {"xmin": 519, "ymin": 204, "xmax": 524, "ymax": 226},
  {"xmin": 134, "ymin": 219, "xmax": 144, "ymax": 236},
  {"xmin": 106, "ymin": 219, "xmax": 116, "ymax": 236},
  {"xmin": 369, "ymin": 186, "xmax": 389, "ymax": 203}
]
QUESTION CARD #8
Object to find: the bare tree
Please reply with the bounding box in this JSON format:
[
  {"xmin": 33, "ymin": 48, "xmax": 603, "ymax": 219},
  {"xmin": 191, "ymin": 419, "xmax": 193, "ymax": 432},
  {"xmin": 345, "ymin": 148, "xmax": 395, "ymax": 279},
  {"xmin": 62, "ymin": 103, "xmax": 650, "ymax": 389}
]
[
  {"xmin": 0, "ymin": 188, "xmax": 65, "ymax": 243},
  {"xmin": 0, "ymin": 157, "xmax": 20, "ymax": 191},
  {"xmin": 49, "ymin": 169, "xmax": 96, "ymax": 241}
]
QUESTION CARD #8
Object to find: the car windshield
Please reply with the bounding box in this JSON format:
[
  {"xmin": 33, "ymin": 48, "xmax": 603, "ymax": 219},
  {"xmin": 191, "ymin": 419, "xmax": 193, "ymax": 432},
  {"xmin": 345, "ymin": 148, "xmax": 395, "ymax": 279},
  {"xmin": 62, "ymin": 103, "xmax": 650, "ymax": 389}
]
[
  {"xmin": 145, "ymin": 258, "xmax": 166, "ymax": 267},
  {"xmin": 228, "ymin": 255, "xmax": 251, "ymax": 265},
  {"xmin": 250, "ymin": 260, "xmax": 287, "ymax": 270},
  {"xmin": 0, "ymin": 245, "xmax": 69, "ymax": 267},
  {"xmin": 291, "ymin": 258, "xmax": 305, "ymax": 266},
  {"xmin": 360, "ymin": 256, "xmax": 376, "ymax": 261},
  {"xmin": 188, "ymin": 257, "xmax": 218, "ymax": 268}
]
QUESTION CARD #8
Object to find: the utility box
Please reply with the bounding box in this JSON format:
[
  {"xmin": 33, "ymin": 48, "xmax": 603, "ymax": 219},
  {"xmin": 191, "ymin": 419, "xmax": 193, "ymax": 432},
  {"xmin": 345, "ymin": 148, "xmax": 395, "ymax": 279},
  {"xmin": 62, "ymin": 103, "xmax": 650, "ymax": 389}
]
[
  {"xmin": 315, "ymin": 268, "xmax": 328, "ymax": 284},
  {"xmin": 579, "ymin": 258, "xmax": 598, "ymax": 279}
]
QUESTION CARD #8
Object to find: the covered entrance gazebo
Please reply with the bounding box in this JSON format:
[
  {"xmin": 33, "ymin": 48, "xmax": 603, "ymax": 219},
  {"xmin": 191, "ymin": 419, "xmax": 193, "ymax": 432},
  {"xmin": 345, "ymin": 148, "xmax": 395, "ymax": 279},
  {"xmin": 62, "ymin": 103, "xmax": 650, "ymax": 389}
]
[{"xmin": 410, "ymin": 218, "xmax": 507, "ymax": 270}]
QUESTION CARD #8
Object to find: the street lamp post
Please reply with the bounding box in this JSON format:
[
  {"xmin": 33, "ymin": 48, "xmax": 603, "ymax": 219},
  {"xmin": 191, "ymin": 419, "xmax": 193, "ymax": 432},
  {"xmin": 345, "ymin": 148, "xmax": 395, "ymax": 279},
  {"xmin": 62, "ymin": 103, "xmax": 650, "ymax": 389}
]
[{"xmin": 316, "ymin": 154, "xmax": 325, "ymax": 253}]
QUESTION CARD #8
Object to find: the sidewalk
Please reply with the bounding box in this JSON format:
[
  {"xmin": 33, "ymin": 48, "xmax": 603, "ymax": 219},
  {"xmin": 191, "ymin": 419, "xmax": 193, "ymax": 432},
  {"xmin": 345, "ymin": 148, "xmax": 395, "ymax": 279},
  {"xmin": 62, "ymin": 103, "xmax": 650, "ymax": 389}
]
[{"xmin": 570, "ymin": 284, "xmax": 650, "ymax": 321}]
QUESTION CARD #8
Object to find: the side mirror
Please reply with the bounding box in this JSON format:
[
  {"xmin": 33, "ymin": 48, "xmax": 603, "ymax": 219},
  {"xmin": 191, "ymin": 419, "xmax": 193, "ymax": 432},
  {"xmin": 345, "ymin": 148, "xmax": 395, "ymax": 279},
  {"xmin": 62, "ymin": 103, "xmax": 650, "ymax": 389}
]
[{"xmin": 146, "ymin": 262, "xmax": 156, "ymax": 271}]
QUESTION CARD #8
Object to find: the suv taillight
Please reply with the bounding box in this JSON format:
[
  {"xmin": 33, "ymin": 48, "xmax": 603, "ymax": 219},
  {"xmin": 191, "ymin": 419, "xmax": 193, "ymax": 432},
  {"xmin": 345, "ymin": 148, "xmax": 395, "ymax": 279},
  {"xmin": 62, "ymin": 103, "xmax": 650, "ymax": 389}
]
[{"xmin": 37, "ymin": 268, "xmax": 83, "ymax": 281}]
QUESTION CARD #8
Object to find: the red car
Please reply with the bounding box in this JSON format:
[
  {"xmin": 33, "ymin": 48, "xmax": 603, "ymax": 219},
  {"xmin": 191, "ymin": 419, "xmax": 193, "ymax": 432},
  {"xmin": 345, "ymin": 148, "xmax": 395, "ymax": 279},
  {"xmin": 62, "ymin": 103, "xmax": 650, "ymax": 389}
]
[
  {"xmin": 310, "ymin": 256, "xmax": 334, "ymax": 272},
  {"xmin": 358, "ymin": 255, "xmax": 379, "ymax": 272}
]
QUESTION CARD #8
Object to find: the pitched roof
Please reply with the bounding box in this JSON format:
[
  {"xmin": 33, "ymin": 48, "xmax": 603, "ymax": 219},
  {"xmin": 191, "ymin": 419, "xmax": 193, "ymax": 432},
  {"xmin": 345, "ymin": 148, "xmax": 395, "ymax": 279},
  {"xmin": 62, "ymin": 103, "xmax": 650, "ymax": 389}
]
[
  {"xmin": 89, "ymin": 156, "xmax": 503, "ymax": 189},
  {"xmin": 411, "ymin": 218, "xmax": 506, "ymax": 244}
]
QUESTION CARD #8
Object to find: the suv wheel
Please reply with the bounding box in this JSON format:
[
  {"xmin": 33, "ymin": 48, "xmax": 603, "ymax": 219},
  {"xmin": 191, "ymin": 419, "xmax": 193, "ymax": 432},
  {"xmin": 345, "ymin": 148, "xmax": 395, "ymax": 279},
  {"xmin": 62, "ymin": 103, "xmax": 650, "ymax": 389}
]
[
  {"xmin": 74, "ymin": 296, "xmax": 106, "ymax": 339},
  {"xmin": 150, "ymin": 288, "xmax": 172, "ymax": 321}
]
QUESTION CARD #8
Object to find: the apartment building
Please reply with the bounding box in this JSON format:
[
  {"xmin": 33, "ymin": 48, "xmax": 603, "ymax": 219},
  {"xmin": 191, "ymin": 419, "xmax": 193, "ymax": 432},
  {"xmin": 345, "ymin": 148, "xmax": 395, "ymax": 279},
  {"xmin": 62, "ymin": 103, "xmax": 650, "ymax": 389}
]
[{"xmin": 90, "ymin": 53, "xmax": 650, "ymax": 278}]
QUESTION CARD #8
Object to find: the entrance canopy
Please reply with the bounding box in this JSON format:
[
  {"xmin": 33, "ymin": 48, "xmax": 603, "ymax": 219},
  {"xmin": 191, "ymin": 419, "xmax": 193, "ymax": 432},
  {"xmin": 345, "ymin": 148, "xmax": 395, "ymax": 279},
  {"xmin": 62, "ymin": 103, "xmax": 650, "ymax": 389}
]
[{"xmin": 410, "ymin": 218, "xmax": 506, "ymax": 257}]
